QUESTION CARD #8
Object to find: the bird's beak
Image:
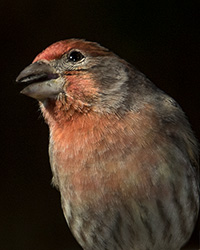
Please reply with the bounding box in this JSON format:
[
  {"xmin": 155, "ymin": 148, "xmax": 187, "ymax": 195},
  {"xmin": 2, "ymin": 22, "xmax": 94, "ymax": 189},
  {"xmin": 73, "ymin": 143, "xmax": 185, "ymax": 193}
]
[{"xmin": 16, "ymin": 61, "xmax": 64, "ymax": 100}]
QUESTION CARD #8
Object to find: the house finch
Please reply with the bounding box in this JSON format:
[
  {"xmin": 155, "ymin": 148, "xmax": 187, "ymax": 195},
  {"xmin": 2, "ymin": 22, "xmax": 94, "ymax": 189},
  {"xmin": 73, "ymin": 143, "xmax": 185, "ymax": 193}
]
[{"xmin": 16, "ymin": 39, "xmax": 199, "ymax": 250}]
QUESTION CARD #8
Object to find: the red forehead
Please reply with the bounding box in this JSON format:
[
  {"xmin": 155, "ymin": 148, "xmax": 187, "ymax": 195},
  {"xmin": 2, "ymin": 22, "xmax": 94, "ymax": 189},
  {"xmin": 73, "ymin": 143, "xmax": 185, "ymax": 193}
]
[
  {"xmin": 33, "ymin": 39, "xmax": 111, "ymax": 63},
  {"xmin": 33, "ymin": 40, "xmax": 71, "ymax": 62}
]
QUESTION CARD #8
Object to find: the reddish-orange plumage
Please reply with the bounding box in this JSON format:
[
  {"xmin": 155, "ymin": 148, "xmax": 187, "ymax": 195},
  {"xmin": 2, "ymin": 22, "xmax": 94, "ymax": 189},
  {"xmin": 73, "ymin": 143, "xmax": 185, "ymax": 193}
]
[
  {"xmin": 33, "ymin": 40, "xmax": 112, "ymax": 62},
  {"xmin": 17, "ymin": 39, "xmax": 199, "ymax": 250}
]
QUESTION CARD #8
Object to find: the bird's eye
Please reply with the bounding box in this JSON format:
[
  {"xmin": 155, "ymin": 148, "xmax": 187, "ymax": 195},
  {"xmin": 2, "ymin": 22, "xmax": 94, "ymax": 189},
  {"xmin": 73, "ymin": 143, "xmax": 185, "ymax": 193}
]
[{"xmin": 68, "ymin": 51, "xmax": 84, "ymax": 62}]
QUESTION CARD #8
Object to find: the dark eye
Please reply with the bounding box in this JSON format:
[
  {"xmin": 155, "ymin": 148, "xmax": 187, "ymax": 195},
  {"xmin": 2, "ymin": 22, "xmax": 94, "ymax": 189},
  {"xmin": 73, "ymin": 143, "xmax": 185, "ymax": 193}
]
[{"xmin": 68, "ymin": 50, "xmax": 84, "ymax": 62}]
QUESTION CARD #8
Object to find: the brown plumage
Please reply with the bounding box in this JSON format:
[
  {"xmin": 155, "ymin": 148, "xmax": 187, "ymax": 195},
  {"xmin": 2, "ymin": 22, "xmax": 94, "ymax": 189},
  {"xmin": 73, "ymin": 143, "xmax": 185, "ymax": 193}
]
[{"xmin": 16, "ymin": 39, "xmax": 199, "ymax": 250}]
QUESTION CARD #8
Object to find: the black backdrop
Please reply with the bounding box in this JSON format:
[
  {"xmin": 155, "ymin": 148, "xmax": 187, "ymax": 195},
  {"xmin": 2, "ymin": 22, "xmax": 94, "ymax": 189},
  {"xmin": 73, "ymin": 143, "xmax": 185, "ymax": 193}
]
[{"xmin": 1, "ymin": 1, "xmax": 199, "ymax": 249}]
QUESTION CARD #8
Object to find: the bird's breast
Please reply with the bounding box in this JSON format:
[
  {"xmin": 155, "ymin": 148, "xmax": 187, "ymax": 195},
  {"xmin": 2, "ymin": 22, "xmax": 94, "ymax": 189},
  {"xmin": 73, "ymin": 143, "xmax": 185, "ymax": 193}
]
[
  {"xmin": 47, "ymin": 110, "xmax": 199, "ymax": 250},
  {"xmin": 48, "ymin": 109, "xmax": 171, "ymax": 203}
]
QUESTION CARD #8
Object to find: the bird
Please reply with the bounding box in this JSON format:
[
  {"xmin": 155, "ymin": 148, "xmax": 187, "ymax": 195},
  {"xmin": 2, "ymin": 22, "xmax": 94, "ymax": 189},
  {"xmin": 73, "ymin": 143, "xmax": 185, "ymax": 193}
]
[{"xmin": 16, "ymin": 39, "xmax": 199, "ymax": 250}]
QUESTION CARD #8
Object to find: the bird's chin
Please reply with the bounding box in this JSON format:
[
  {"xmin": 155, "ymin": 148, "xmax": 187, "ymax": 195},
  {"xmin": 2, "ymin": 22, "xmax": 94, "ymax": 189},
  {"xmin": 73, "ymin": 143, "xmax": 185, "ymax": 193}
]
[{"xmin": 20, "ymin": 79, "xmax": 64, "ymax": 101}]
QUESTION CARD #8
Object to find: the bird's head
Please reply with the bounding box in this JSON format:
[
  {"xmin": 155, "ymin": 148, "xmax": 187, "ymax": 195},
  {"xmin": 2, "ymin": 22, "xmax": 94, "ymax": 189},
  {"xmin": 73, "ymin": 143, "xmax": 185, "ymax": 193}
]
[{"xmin": 16, "ymin": 39, "xmax": 150, "ymax": 124}]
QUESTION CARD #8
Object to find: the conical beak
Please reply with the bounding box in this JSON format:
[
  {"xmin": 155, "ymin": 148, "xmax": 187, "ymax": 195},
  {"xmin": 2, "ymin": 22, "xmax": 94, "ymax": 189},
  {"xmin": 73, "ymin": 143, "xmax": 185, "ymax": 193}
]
[{"xmin": 16, "ymin": 61, "xmax": 64, "ymax": 100}]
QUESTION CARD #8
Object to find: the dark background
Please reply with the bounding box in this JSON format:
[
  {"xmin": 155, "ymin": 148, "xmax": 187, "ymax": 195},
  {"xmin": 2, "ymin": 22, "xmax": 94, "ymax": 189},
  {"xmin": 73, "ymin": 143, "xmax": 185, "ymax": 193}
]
[{"xmin": 1, "ymin": 0, "xmax": 199, "ymax": 249}]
